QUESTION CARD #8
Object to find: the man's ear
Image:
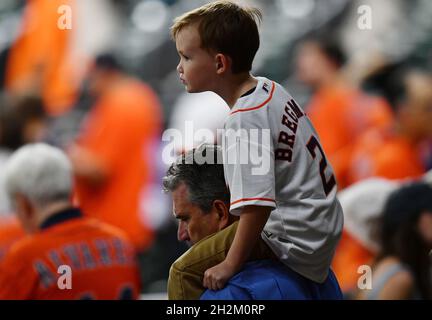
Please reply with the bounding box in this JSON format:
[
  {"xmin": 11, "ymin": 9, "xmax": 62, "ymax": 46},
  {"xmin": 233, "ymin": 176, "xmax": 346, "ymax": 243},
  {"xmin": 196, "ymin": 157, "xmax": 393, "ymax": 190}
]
[
  {"xmin": 215, "ymin": 53, "xmax": 231, "ymax": 75},
  {"xmin": 15, "ymin": 194, "xmax": 34, "ymax": 219},
  {"xmin": 13, "ymin": 194, "xmax": 35, "ymax": 233},
  {"xmin": 213, "ymin": 199, "xmax": 230, "ymax": 230}
]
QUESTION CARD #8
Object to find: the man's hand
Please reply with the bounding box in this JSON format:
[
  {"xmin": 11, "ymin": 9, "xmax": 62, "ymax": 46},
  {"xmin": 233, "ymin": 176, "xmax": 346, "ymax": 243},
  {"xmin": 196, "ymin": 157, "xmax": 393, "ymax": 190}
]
[{"xmin": 203, "ymin": 260, "xmax": 238, "ymax": 291}]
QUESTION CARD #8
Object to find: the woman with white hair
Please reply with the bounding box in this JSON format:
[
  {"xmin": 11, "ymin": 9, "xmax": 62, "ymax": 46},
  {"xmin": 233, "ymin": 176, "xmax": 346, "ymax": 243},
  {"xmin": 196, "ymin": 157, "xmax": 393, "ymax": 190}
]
[{"xmin": 0, "ymin": 143, "xmax": 141, "ymax": 299}]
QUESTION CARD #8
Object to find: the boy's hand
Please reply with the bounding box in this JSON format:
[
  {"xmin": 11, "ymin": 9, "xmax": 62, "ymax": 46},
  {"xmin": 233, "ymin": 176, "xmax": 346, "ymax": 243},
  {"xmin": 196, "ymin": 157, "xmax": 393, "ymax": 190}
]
[{"xmin": 203, "ymin": 261, "xmax": 237, "ymax": 291}]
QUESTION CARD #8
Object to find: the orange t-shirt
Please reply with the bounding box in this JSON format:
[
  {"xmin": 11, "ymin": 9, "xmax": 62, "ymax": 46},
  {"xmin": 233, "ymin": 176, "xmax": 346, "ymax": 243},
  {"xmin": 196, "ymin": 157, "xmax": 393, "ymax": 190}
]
[
  {"xmin": 5, "ymin": 0, "xmax": 78, "ymax": 115},
  {"xmin": 73, "ymin": 78, "xmax": 162, "ymax": 251},
  {"xmin": 0, "ymin": 209, "xmax": 140, "ymax": 299},
  {"xmin": 0, "ymin": 216, "xmax": 25, "ymax": 263},
  {"xmin": 332, "ymin": 230, "xmax": 375, "ymax": 293},
  {"xmin": 345, "ymin": 128, "xmax": 425, "ymax": 185},
  {"xmin": 306, "ymin": 85, "xmax": 394, "ymax": 188}
]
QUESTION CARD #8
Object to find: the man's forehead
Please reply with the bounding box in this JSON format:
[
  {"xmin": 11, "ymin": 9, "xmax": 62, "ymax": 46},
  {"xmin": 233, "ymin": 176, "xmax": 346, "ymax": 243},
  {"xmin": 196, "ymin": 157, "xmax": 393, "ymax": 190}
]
[
  {"xmin": 172, "ymin": 183, "xmax": 190, "ymax": 212},
  {"xmin": 172, "ymin": 202, "xmax": 185, "ymax": 219},
  {"xmin": 173, "ymin": 182, "xmax": 189, "ymax": 197}
]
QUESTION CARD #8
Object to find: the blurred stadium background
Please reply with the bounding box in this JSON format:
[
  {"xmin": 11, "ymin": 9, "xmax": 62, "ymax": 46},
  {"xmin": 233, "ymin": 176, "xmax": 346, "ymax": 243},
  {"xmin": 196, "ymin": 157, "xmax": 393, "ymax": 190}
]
[{"xmin": 0, "ymin": 0, "xmax": 431, "ymax": 300}]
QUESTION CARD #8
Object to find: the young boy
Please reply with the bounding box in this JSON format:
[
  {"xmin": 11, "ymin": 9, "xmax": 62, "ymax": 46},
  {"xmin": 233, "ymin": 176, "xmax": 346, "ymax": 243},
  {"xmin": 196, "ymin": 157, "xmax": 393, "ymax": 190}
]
[{"xmin": 169, "ymin": 0, "xmax": 343, "ymax": 298}]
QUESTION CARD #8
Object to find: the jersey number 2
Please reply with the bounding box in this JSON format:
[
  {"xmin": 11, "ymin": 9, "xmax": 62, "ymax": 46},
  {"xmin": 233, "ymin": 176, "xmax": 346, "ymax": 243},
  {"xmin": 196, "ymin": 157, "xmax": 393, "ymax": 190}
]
[{"xmin": 306, "ymin": 135, "xmax": 336, "ymax": 196}]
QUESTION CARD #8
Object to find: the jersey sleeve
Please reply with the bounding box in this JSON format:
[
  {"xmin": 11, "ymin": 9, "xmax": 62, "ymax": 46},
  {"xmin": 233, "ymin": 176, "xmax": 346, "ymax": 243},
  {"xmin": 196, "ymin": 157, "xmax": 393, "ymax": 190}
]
[{"xmin": 223, "ymin": 107, "xmax": 276, "ymax": 216}]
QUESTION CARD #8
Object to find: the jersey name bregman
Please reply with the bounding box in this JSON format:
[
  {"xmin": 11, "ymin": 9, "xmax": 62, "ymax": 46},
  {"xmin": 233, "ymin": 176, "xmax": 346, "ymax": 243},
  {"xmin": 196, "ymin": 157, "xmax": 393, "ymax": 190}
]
[{"xmin": 275, "ymin": 99, "xmax": 304, "ymax": 162}]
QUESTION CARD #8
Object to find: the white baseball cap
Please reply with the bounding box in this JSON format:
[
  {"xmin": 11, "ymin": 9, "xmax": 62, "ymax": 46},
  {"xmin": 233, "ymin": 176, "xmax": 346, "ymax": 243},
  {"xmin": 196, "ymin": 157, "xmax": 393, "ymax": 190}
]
[{"xmin": 338, "ymin": 178, "xmax": 399, "ymax": 252}]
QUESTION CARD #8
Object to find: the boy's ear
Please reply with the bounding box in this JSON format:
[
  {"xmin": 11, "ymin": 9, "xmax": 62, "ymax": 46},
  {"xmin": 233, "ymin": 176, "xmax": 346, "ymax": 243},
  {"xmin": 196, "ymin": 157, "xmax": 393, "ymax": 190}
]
[{"xmin": 215, "ymin": 53, "xmax": 231, "ymax": 75}]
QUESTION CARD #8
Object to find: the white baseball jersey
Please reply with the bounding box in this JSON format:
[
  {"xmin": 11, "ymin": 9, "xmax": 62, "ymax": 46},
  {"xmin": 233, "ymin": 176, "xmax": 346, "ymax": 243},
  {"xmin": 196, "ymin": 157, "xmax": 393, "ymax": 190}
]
[{"xmin": 222, "ymin": 76, "xmax": 344, "ymax": 283}]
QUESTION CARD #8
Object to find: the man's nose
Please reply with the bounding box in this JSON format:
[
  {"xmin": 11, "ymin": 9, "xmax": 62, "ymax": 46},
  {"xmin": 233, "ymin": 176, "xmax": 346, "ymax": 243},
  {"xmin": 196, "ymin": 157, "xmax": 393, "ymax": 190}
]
[{"xmin": 177, "ymin": 221, "xmax": 189, "ymax": 242}]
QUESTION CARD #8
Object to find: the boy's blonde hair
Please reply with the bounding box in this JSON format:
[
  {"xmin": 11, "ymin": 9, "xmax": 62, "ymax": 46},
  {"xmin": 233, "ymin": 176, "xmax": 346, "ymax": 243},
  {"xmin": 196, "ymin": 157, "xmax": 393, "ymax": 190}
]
[{"xmin": 171, "ymin": 1, "xmax": 262, "ymax": 74}]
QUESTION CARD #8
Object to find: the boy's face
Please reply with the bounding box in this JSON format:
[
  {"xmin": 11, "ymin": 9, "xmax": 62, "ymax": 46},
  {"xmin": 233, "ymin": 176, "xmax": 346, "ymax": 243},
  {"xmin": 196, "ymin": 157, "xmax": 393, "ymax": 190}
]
[{"xmin": 175, "ymin": 24, "xmax": 217, "ymax": 93}]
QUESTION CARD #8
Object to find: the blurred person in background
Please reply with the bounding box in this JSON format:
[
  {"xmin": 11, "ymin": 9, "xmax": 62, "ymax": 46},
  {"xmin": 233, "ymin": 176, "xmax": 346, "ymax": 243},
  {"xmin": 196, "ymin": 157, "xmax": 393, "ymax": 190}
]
[
  {"xmin": 332, "ymin": 178, "xmax": 399, "ymax": 297},
  {"xmin": 296, "ymin": 36, "xmax": 395, "ymax": 294},
  {"xmin": 67, "ymin": 53, "xmax": 162, "ymax": 289},
  {"xmin": 345, "ymin": 70, "xmax": 432, "ymax": 185},
  {"xmin": 333, "ymin": 168, "xmax": 432, "ymax": 298},
  {"xmin": 334, "ymin": 70, "xmax": 432, "ymax": 292},
  {"xmin": 0, "ymin": 95, "xmax": 48, "ymax": 153},
  {"xmin": 295, "ymin": 36, "xmax": 393, "ymax": 189},
  {"xmin": 0, "ymin": 143, "xmax": 140, "ymax": 299},
  {"xmin": 5, "ymin": 0, "xmax": 79, "ymax": 116},
  {"xmin": 356, "ymin": 182, "xmax": 432, "ymax": 300},
  {"xmin": 0, "ymin": 95, "xmax": 47, "ymax": 262}
]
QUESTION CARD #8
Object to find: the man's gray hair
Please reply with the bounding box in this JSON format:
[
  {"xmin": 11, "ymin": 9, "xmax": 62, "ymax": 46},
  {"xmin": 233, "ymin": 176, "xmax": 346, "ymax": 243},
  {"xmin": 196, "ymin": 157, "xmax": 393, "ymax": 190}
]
[
  {"xmin": 162, "ymin": 144, "xmax": 230, "ymax": 213},
  {"xmin": 4, "ymin": 143, "xmax": 73, "ymax": 208}
]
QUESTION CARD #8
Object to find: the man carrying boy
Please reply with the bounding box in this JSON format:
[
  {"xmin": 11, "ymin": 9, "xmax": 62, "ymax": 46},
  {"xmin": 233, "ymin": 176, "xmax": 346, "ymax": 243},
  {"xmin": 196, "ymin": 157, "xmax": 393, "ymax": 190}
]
[{"xmin": 169, "ymin": 0, "xmax": 343, "ymax": 299}]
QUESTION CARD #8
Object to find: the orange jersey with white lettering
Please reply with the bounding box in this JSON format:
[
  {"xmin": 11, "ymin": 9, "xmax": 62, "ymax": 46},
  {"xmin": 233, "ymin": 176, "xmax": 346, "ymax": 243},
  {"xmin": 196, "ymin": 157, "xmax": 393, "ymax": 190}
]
[{"xmin": 0, "ymin": 209, "xmax": 140, "ymax": 300}]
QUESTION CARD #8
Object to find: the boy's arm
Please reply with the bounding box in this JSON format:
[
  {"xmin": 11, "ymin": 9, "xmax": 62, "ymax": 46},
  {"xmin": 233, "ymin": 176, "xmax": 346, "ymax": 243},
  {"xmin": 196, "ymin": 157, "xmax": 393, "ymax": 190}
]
[
  {"xmin": 207, "ymin": 83, "xmax": 277, "ymax": 290},
  {"xmin": 203, "ymin": 205, "xmax": 271, "ymax": 290}
]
